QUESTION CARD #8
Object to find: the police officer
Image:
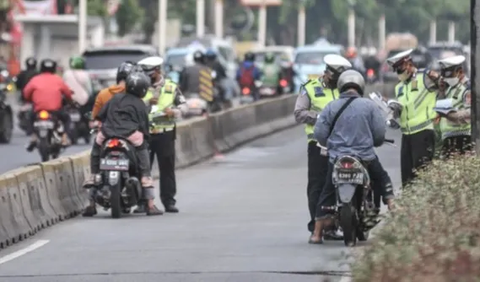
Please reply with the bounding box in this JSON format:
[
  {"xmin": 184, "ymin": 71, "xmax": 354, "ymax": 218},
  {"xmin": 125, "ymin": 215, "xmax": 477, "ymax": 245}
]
[
  {"xmin": 180, "ymin": 50, "xmax": 214, "ymax": 105},
  {"xmin": 386, "ymin": 49, "xmax": 437, "ymax": 187},
  {"xmin": 293, "ymin": 54, "xmax": 352, "ymax": 235},
  {"xmin": 135, "ymin": 56, "xmax": 188, "ymax": 214},
  {"xmin": 437, "ymin": 55, "xmax": 472, "ymax": 157}
]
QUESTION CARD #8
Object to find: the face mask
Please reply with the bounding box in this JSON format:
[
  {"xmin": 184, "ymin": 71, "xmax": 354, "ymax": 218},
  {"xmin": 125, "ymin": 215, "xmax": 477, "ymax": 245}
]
[
  {"xmin": 443, "ymin": 77, "xmax": 459, "ymax": 87},
  {"xmin": 397, "ymin": 70, "xmax": 410, "ymax": 82}
]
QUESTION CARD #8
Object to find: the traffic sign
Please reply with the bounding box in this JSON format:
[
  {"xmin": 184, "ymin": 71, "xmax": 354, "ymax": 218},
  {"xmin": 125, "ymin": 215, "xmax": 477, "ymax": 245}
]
[{"xmin": 239, "ymin": 0, "xmax": 282, "ymax": 6}]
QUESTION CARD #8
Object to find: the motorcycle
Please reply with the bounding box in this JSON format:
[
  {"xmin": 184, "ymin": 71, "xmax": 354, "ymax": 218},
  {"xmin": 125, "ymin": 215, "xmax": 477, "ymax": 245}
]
[
  {"xmin": 89, "ymin": 130, "xmax": 145, "ymax": 218},
  {"xmin": 332, "ymin": 138, "xmax": 395, "ymax": 247},
  {"xmin": 366, "ymin": 68, "xmax": 377, "ymax": 84},
  {"xmin": 66, "ymin": 104, "xmax": 90, "ymax": 145},
  {"xmin": 0, "ymin": 84, "xmax": 13, "ymax": 143},
  {"xmin": 185, "ymin": 93, "xmax": 208, "ymax": 118},
  {"xmin": 18, "ymin": 103, "xmax": 32, "ymax": 135},
  {"xmin": 258, "ymin": 81, "xmax": 278, "ymax": 98},
  {"xmin": 32, "ymin": 110, "xmax": 64, "ymax": 162},
  {"xmin": 239, "ymin": 80, "xmax": 262, "ymax": 105}
]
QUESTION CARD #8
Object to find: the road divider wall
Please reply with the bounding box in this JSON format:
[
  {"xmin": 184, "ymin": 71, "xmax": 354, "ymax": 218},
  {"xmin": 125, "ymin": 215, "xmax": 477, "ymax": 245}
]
[{"xmin": 0, "ymin": 83, "xmax": 389, "ymax": 250}]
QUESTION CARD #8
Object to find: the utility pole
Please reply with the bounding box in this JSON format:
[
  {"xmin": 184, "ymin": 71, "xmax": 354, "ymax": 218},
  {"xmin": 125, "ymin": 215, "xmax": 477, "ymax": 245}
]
[
  {"xmin": 471, "ymin": 0, "xmax": 479, "ymax": 155},
  {"xmin": 78, "ymin": 0, "xmax": 87, "ymax": 53},
  {"xmin": 430, "ymin": 20, "xmax": 437, "ymax": 44},
  {"xmin": 347, "ymin": 0, "xmax": 356, "ymax": 47},
  {"xmin": 214, "ymin": 0, "xmax": 223, "ymax": 38},
  {"xmin": 297, "ymin": 2, "xmax": 306, "ymax": 46},
  {"xmin": 258, "ymin": 0, "xmax": 267, "ymax": 47},
  {"xmin": 158, "ymin": 0, "xmax": 167, "ymax": 56},
  {"xmin": 378, "ymin": 14, "xmax": 385, "ymax": 50},
  {"xmin": 448, "ymin": 21, "xmax": 455, "ymax": 43},
  {"xmin": 196, "ymin": 0, "xmax": 205, "ymax": 37}
]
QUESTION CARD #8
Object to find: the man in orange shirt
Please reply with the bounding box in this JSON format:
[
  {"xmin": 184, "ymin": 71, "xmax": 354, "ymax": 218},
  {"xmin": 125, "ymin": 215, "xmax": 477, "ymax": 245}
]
[
  {"xmin": 23, "ymin": 59, "xmax": 73, "ymax": 151},
  {"xmin": 91, "ymin": 61, "xmax": 134, "ymax": 121}
]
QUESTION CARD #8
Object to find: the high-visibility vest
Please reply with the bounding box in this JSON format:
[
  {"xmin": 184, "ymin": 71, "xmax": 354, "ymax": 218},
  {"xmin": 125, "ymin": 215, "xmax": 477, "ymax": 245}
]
[
  {"xmin": 395, "ymin": 72, "xmax": 437, "ymax": 135},
  {"xmin": 303, "ymin": 79, "xmax": 339, "ymax": 142},
  {"xmin": 143, "ymin": 79, "xmax": 177, "ymax": 133},
  {"xmin": 439, "ymin": 83, "xmax": 471, "ymax": 140}
]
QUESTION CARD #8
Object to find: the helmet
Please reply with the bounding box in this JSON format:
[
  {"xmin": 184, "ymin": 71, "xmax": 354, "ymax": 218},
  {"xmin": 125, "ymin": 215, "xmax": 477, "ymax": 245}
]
[
  {"xmin": 125, "ymin": 72, "xmax": 151, "ymax": 98},
  {"xmin": 116, "ymin": 61, "xmax": 134, "ymax": 83},
  {"xmin": 264, "ymin": 52, "xmax": 275, "ymax": 63},
  {"xmin": 69, "ymin": 56, "xmax": 85, "ymax": 69},
  {"xmin": 193, "ymin": 50, "xmax": 204, "ymax": 63},
  {"xmin": 25, "ymin": 57, "xmax": 37, "ymax": 69},
  {"xmin": 205, "ymin": 49, "xmax": 216, "ymax": 60},
  {"xmin": 337, "ymin": 69, "xmax": 365, "ymax": 96},
  {"xmin": 137, "ymin": 56, "xmax": 164, "ymax": 76},
  {"xmin": 244, "ymin": 52, "xmax": 255, "ymax": 62},
  {"xmin": 345, "ymin": 47, "xmax": 357, "ymax": 59},
  {"xmin": 40, "ymin": 59, "xmax": 57, "ymax": 73}
]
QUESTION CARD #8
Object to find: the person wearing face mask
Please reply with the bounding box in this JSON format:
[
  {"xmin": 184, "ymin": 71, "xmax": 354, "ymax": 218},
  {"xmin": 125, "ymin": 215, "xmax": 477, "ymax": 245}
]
[
  {"xmin": 386, "ymin": 49, "xmax": 437, "ymax": 187},
  {"xmin": 436, "ymin": 55, "xmax": 472, "ymax": 157},
  {"xmin": 294, "ymin": 54, "xmax": 352, "ymax": 238},
  {"xmin": 135, "ymin": 56, "xmax": 188, "ymax": 214}
]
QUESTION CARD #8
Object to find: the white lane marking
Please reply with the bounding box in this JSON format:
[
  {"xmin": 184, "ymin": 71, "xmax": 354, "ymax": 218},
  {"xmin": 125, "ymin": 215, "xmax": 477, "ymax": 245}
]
[{"xmin": 0, "ymin": 240, "xmax": 49, "ymax": 265}]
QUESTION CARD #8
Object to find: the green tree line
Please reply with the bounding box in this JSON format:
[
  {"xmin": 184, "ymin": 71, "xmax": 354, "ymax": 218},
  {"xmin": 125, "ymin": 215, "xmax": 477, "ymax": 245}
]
[{"xmin": 76, "ymin": 0, "xmax": 470, "ymax": 46}]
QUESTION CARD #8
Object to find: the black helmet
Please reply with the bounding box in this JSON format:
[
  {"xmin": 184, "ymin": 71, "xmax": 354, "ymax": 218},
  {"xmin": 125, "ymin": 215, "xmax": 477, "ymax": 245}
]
[
  {"xmin": 193, "ymin": 50, "xmax": 204, "ymax": 63},
  {"xmin": 25, "ymin": 57, "xmax": 37, "ymax": 70},
  {"xmin": 116, "ymin": 61, "xmax": 134, "ymax": 83},
  {"xmin": 244, "ymin": 52, "xmax": 255, "ymax": 62},
  {"xmin": 40, "ymin": 59, "xmax": 57, "ymax": 73},
  {"xmin": 125, "ymin": 72, "xmax": 151, "ymax": 98},
  {"xmin": 205, "ymin": 49, "xmax": 217, "ymax": 60}
]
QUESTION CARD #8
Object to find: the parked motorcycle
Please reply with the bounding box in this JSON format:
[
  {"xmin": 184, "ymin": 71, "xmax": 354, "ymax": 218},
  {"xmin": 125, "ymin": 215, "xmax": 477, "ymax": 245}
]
[
  {"xmin": 332, "ymin": 138, "xmax": 394, "ymax": 247},
  {"xmin": 32, "ymin": 110, "xmax": 64, "ymax": 162},
  {"xmin": 90, "ymin": 132, "xmax": 146, "ymax": 218},
  {"xmin": 0, "ymin": 84, "xmax": 13, "ymax": 143},
  {"xmin": 66, "ymin": 104, "xmax": 90, "ymax": 145}
]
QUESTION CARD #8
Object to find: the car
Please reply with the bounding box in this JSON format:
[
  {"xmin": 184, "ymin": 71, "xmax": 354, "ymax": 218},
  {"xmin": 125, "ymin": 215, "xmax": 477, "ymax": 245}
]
[
  {"xmin": 82, "ymin": 45, "xmax": 159, "ymax": 93},
  {"xmin": 292, "ymin": 44, "xmax": 343, "ymax": 93},
  {"xmin": 427, "ymin": 41, "xmax": 468, "ymax": 73}
]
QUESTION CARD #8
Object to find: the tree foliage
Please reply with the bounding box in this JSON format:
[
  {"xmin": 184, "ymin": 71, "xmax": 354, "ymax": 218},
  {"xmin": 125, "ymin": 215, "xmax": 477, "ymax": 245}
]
[{"xmin": 115, "ymin": 0, "xmax": 144, "ymax": 36}]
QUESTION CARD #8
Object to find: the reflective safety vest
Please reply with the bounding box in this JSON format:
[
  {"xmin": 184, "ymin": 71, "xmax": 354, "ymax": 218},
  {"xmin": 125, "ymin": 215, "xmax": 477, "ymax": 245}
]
[
  {"xmin": 143, "ymin": 79, "xmax": 177, "ymax": 133},
  {"xmin": 395, "ymin": 72, "xmax": 437, "ymax": 135},
  {"xmin": 303, "ymin": 79, "xmax": 339, "ymax": 142},
  {"xmin": 439, "ymin": 83, "xmax": 471, "ymax": 140}
]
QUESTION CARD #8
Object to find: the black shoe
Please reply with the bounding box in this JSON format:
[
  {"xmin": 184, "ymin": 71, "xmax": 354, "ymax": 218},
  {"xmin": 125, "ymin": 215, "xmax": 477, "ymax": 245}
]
[
  {"xmin": 82, "ymin": 206, "xmax": 97, "ymax": 217},
  {"xmin": 133, "ymin": 204, "xmax": 146, "ymax": 214},
  {"xmin": 165, "ymin": 205, "xmax": 179, "ymax": 213},
  {"xmin": 26, "ymin": 141, "xmax": 37, "ymax": 152}
]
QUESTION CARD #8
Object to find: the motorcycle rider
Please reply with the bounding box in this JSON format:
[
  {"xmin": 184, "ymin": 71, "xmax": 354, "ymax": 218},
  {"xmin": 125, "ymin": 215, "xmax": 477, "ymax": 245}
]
[
  {"xmin": 386, "ymin": 49, "xmax": 437, "ymax": 187},
  {"xmin": 294, "ymin": 54, "xmax": 352, "ymax": 235},
  {"xmin": 82, "ymin": 71, "xmax": 163, "ymax": 216},
  {"xmin": 345, "ymin": 47, "xmax": 366, "ymax": 78},
  {"xmin": 62, "ymin": 56, "xmax": 92, "ymax": 108},
  {"xmin": 16, "ymin": 57, "xmax": 39, "ymax": 102},
  {"xmin": 261, "ymin": 52, "xmax": 282, "ymax": 94},
  {"xmin": 91, "ymin": 61, "xmax": 133, "ymax": 121},
  {"xmin": 436, "ymin": 55, "xmax": 472, "ymax": 157},
  {"xmin": 23, "ymin": 59, "xmax": 73, "ymax": 151},
  {"xmin": 204, "ymin": 49, "xmax": 232, "ymax": 108},
  {"xmin": 180, "ymin": 50, "xmax": 214, "ymax": 104},
  {"xmin": 310, "ymin": 70, "xmax": 395, "ymax": 244},
  {"xmin": 236, "ymin": 52, "xmax": 262, "ymax": 100},
  {"xmin": 135, "ymin": 56, "xmax": 188, "ymax": 214}
]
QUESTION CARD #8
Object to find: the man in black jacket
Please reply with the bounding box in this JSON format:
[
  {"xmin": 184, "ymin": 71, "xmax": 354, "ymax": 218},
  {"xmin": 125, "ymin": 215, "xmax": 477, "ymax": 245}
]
[{"xmin": 16, "ymin": 57, "xmax": 39, "ymax": 102}]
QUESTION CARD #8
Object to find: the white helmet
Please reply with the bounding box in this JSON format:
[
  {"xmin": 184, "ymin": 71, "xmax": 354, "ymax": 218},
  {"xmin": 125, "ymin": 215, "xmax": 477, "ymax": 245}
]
[
  {"xmin": 137, "ymin": 56, "xmax": 164, "ymax": 75},
  {"xmin": 337, "ymin": 69, "xmax": 365, "ymax": 96}
]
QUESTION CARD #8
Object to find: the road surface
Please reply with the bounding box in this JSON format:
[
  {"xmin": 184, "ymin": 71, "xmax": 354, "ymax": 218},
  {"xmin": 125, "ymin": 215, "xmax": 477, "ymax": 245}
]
[{"xmin": 0, "ymin": 126, "xmax": 401, "ymax": 282}]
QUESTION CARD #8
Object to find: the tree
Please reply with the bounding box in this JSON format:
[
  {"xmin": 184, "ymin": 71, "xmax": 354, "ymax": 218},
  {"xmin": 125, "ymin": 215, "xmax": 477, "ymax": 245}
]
[{"xmin": 115, "ymin": 0, "xmax": 144, "ymax": 36}]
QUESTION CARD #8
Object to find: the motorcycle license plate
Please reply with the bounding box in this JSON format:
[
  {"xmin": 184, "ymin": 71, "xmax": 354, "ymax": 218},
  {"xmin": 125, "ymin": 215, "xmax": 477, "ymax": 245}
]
[
  {"xmin": 100, "ymin": 158, "xmax": 129, "ymax": 171},
  {"xmin": 260, "ymin": 88, "xmax": 274, "ymax": 95},
  {"xmin": 34, "ymin": 120, "xmax": 54, "ymax": 129},
  {"xmin": 337, "ymin": 169, "xmax": 364, "ymax": 184},
  {"xmin": 70, "ymin": 112, "xmax": 81, "ymax": 122},
  {"xmin": 241, "ymin": 96, "xmax": 254, "ymax": 103}
]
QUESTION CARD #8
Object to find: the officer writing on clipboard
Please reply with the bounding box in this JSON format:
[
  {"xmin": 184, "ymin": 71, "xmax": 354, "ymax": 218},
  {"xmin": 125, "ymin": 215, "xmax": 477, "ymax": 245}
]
[{"xmin": 134, "ymin": 56, "xmax": 188, "ymax": 214}]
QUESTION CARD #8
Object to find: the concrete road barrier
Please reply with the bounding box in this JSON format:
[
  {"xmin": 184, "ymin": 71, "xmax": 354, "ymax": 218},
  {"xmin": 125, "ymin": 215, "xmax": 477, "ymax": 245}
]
[{"xmin": 0, "ymin": 85, "xmax": 392, "ymax": 250}]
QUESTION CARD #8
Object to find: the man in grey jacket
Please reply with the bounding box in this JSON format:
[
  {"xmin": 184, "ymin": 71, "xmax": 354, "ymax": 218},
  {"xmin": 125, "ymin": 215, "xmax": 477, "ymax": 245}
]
[{"xmin": 309, "ymin": 70, "xmax": 395, "ymax": 244}]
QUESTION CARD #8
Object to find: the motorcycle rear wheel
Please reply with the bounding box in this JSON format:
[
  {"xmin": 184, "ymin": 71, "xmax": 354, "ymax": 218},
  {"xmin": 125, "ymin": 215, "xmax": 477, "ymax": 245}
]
[
  {"xmin": 38, "ymin": 138, "xmax": 50, "ymax": 162},
  {"xmin": 340, "ymin": 202, "xmax": 358, "ymax": 247},
  {"xmin": 110, "ymin": 181, "xmax": 122, "ymax": 219}
]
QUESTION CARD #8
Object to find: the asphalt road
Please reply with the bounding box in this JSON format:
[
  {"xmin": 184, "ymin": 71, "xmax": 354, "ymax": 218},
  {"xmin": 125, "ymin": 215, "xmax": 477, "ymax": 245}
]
[{"xmin": 0, "ymin": 126, "xmax": 401, "ymax": 282}]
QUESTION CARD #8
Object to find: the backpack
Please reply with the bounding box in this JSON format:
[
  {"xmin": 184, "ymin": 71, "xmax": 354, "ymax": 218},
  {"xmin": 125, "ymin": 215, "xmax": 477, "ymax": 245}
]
[{"xmin": 239, "ymin": 65, "xmax": 255, "ymax": 87}]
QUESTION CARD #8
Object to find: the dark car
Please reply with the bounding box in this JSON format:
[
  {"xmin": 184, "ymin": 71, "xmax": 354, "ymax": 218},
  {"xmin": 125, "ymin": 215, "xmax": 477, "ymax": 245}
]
[{"xmin": 427, "ymin": 42, "xmax": 468, "ymax": 73}]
